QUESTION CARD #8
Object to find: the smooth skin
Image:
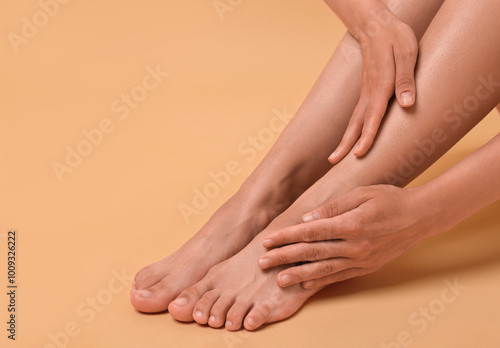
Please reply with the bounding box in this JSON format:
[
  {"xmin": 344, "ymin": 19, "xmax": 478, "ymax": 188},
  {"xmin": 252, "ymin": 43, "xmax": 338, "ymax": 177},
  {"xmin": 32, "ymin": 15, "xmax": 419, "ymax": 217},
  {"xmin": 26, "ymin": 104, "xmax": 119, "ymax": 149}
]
[
  {"xmin": 131, "ymin": 0, "xmax": 442, "ymax": 313},
  {"xmin": 260, "ymin": 132, "xmax": 500, "ymax": 288},
  {"xmin": 325, "ymin": 0, "xmax": 422, "ymax": 162},
  {"xmin": 166, "ymin": 0, "xmax": 500, "ymax": 330}
]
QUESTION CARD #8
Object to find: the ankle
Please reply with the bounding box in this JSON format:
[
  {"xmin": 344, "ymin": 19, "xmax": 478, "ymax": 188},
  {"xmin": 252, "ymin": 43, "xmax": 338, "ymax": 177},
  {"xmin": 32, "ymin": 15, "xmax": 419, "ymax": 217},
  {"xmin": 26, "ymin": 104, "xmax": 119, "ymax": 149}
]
[
  {"xmin": 221, "ymin": 190, "xmax": 278, "ymax": 236},
  {"xmin": 236, "ymin": 179, "xmax": 297, "ymax": 225}
]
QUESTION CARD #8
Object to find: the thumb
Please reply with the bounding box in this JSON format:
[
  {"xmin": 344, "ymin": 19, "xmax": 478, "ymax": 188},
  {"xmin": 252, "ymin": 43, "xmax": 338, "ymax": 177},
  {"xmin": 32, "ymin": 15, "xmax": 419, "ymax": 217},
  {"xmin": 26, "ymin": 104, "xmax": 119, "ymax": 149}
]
[
  {"xmin": 302, "ymin": 188, "xmax": 370, "ymax": 222},
  {"xmin": 394, "ymin": 47, "xmax": 417, "ymax": 108}
]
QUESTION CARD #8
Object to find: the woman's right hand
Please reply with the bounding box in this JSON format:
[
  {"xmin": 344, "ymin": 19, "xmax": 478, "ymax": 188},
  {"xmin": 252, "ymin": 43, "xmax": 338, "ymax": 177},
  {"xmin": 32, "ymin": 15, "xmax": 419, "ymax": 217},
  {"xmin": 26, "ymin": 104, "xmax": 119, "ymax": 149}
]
[{"xmin": 325, "ymin": 1, "xmax": 419, "ymax": 163}]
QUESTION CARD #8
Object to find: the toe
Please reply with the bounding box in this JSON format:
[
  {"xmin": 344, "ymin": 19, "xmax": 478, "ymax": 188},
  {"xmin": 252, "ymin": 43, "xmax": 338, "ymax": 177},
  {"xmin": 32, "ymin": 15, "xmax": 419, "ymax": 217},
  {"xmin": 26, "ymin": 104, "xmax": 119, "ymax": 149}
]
[
  {"xmin": 134, "ymin": 261, "xmax": 168, "ymax": 289},
  {"xmin": 225, "ymin": 300, "xmax": 252, "ymax": 331},
  {"xmin": 244, "ymin": 301, "xmax": 273, "ymax": 331},
  {"xmin": 130, "ymin": 276, "xmax": 176, "ymax": 313},
  {"xmin": 193, "ymin": 290, "xmax": 220, "ymax": 325},
  {"xmin": 208, "ymin": 293, "xmax": 236, "ymax": 328},
  {"xmin": 168, "ymin": 280, "xmax": 212, "ymax": 322}
]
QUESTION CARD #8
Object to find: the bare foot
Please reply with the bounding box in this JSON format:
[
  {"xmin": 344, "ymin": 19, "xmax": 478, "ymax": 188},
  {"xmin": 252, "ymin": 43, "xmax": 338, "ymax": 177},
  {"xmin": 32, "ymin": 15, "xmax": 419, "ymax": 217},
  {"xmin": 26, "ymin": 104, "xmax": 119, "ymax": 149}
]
[
  {"xmin": 131, "ymin": 197, "xmax": 272, "ymax": 313},
  {"xmin": 167, "ymin": 227, "xmax": 323, "ymax": 331},
  {"xmin": 166, "ymin": 166, "xmax": 359, "ymax": 329}
]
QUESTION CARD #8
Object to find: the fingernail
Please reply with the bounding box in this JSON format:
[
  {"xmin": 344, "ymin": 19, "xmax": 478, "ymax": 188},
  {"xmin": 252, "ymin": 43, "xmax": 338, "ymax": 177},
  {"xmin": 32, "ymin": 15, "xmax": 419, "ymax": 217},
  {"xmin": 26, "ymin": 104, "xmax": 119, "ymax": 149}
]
[
  {"xmin": 136, "ymin": 289, "xmax": 152, "ymax": 298},
  {"xmin": 259, "ymin": 258, "xmax": 272, "ymax": 268},
  {"xmin": 401, "ymin": 91, "xmax": 413, "ymax": 106},
  {"xmin": 303, "ymin": 213, "xmax": 314, "ymax": 222},
  {"xmin": 194, "ymin": 311, "xmax": 203, "ymax": 318},
  {"xmin": 302, "ymin": 210, "xmax": 320, "ymax": 222},
  {"xmin": 173, "ymin": 297, "xmax": 188, "ymax": 306},
  {"xmin": 279, "ymin": 274, "xmax": 292, "ymax": 286},
  {"xmin": 328, "ymin": 151, "xmax": 336, "ymax": 161},
  {"xmin": 262, "ymin": 239, "xmax": 274, "ymax": 248}
]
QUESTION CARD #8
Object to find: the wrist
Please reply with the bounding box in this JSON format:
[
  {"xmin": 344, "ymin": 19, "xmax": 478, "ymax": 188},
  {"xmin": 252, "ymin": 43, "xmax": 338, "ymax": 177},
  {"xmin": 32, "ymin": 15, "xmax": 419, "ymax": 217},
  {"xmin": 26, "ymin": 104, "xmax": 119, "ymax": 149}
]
[
  {"xmin": 351, "ymin": 2, "xmax": 397, "ymax": 42},
  {"xmin": 324, "ymin": 0, "xmax": 392, "ymax": 42},
  {"xmin": 407, "ymin": 183, "xmax": 457, "ymax": 241}
]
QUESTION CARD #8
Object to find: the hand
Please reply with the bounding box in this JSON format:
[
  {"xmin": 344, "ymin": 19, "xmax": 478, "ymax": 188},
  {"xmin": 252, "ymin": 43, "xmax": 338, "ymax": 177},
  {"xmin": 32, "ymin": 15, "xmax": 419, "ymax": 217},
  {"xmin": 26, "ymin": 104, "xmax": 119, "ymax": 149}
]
[
  {"xmin": 329, "ymin": 13, "xmax": 419, "ymax": 164},
  {"xmin": 259, "ymin": 185, "xmax": 434, "ymax": 289}
]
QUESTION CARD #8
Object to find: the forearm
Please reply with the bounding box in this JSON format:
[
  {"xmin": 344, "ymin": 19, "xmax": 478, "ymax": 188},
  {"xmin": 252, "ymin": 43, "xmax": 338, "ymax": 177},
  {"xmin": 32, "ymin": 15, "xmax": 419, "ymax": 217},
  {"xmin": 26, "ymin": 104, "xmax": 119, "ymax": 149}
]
[
  {"xmin": 324, "ymin": 0, "xmax": 444, "ymax": 42},
  {"xmin": 416, "ymin": 132, "xmax": 500, "ymax": 239},
  {"xmin": 323, "ymin": 0, "xmax": 398, "ymax": 41},
  {"xmin": 240, "ymin": 0, "xmax": 444, "ymax": 220}
]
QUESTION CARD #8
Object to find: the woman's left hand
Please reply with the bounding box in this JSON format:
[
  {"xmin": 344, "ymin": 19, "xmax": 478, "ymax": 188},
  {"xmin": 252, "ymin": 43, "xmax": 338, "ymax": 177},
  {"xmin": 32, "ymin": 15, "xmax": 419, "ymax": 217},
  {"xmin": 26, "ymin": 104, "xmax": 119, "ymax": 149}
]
[{"xmin": 259, "ymin": 185, "xmax": 434, "ymax": 289}]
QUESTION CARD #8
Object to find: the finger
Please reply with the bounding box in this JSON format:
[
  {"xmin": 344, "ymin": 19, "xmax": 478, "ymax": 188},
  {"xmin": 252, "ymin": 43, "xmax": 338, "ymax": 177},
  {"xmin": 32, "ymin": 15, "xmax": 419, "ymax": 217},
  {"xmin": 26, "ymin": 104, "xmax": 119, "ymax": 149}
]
[
  {"xmin": 328, "ymin": 103, "xmax": 366, "ymax": 165},
  {"xmin": 354, "ymin": 104, "xmax": 386, "ymax": 157},
  {"xmin": 275, "ymin": 258, "xmax": 352, "ymax": 287},
  {"xmin": 329, "ymin": 51, "xmax": 376, "ymax": 164},
  {"xmin": 262, "ymin": 219, "xmax": 345, "ymax": 249},
  {"xmin": 302, "ymin": 186, "xmax": 371, "ymax": 222},
  {"xmin": 394, "ymin": 42, "xmax": 418, "ymax": 108},
  {"xmin": 258, "ymin": 240, "xmax": 349, "ymax": 269},
  {"xmin": 354, "ymin": 59, "xmax": 395, "ymax": 157},
  {"xmin": 301, "ymin": 267, "xmax": 366, "ymax": 289}
]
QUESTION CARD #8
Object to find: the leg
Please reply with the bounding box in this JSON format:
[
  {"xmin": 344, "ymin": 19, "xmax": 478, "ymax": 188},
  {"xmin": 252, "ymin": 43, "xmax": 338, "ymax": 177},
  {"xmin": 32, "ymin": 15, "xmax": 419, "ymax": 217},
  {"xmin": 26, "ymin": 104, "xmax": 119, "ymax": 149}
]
[
  {"xmin": 129, "ymin": 34, "xmax": 359, "ymax": 313},
  {"xmin": 130, "ymin": 0, "xmax": 443, "ymax": 312},
  {"xmin": 168, "ymin": 0, "xmax": 500, "ymax": 330}
]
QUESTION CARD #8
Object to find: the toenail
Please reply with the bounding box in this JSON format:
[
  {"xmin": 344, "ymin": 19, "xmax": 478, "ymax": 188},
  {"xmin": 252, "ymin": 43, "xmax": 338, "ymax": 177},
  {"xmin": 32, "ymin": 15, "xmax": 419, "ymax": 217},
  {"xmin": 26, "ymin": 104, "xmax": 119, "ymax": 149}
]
[
  {"xmin": 209, "ymin": 316, "xmax": 216, "ymax": 322},
  {"xmin": 136, "ymin": 289, "xmax": 152, "ymax": 298},
  {"xmin": 194, "ymin": 311, "xmax": 203, "ymax": 318},
  {"xmin": 280, "ymin": 274, "xmax": 292, "ymax": 286},
  {"xmin": 302, "ymin": 280, "xmax": 315, "ymax": 288},
  {"xmin": 226, "ymin": 320, "xmax": 233, "ymax": 328},
  {"xmin": 258, "ymin": 258, "xmax": 271, "ymax": 269},
  {"xmin": 247, "ymin": 317, "xmax": 255, "ymax": 326},
  {"xmin": 173, "ymin": 297, "xmax": 189, "ymax": 306},
  {"xmin": 132, "ymin": 281, "xmax": 136, "ymax": 289}
]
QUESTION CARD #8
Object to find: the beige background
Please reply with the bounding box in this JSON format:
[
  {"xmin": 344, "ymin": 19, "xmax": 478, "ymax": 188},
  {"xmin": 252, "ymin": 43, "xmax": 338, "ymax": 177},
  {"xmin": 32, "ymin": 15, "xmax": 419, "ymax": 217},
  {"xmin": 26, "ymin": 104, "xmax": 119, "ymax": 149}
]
[{"xmin": 1, "ymin": 1, "xmax": 499, "ymax": 347}]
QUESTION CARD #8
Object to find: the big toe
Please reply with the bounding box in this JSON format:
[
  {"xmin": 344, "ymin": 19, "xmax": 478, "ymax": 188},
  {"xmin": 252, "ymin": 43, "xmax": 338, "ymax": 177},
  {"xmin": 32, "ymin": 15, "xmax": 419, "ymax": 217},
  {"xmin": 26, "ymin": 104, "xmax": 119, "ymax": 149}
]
[
  {"xmin": 133, "ymin": 261, "xmax": 168, "ymax": 289},
  {"xmin": 131, "ymin": 277, "xmax": 176, "ymax": 313}
]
